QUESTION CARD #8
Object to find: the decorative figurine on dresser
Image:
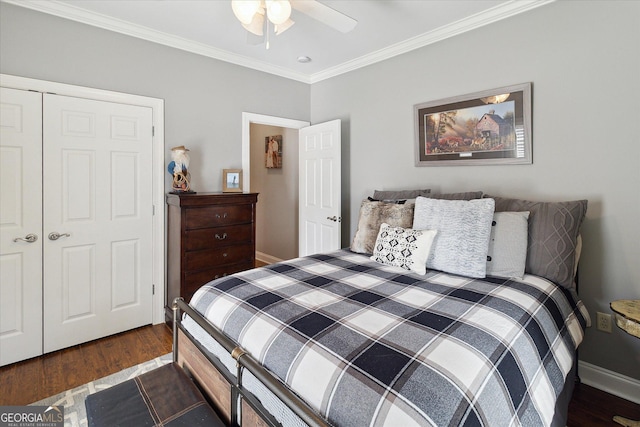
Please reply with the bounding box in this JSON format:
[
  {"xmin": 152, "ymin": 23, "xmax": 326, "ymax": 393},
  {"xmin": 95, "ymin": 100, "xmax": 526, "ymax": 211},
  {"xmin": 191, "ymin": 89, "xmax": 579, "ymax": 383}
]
[
  {"xmin": 165, "ymin": 192, "xmax": 258, "ymax": 322},
  {"xmin": 168, "ymin": 145, "xmax": 195, "ymax": 193}
]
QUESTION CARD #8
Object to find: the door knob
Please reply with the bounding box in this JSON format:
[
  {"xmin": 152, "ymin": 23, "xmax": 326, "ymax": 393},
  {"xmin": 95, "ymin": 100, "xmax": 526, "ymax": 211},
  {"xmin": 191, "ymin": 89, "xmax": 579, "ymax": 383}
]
[
  {"xmin": 13, "ymin": 233, "xmax": 38, "ymax": 243},
  {"xmin": 326, "ymin": 216, "xmax": 341, "ymax": 222},
  {"xmin": 48, "ymin": 232, "xmax": 71, "ymax": 240}
]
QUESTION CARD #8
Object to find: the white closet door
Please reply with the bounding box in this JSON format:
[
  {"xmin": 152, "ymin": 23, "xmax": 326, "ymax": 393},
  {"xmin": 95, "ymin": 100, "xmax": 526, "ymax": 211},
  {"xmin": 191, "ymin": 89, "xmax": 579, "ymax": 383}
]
[
  {"xmin": 43, "ymin": 94, "xmax": 154, "ymax": 352},
  {"xmin": 0, "ymin": 87, "xmax": 43, "ymax": 366}
]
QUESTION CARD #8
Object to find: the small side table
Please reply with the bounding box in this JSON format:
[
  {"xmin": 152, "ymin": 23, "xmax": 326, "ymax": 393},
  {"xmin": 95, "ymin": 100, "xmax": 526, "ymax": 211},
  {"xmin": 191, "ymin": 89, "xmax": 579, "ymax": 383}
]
[
  {"xmin": 610, "ymin": 299, "xmax": 640, "ymax": 427},
  {"xmin": 612, "ymin": 300, "xmax": 640, "ymax": 338}
]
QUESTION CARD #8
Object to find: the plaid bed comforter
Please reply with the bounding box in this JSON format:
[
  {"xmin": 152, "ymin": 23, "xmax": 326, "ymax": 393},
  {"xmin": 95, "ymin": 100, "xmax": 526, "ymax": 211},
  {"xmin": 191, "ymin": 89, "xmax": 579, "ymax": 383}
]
[{"xmin": 190, "ymin": 250, "xmax": 589, "ymax": 427}]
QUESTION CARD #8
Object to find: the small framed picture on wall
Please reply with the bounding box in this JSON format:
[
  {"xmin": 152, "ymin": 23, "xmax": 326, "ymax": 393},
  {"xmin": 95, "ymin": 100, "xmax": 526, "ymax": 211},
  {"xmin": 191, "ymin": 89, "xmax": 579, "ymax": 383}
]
[
  {"xmin": 222, "ymin": 169, "xmax": 243, "ymax": 192},
  {"xmin": 265, "ymin": 135, "xmax": 283, "ymax": 168}
]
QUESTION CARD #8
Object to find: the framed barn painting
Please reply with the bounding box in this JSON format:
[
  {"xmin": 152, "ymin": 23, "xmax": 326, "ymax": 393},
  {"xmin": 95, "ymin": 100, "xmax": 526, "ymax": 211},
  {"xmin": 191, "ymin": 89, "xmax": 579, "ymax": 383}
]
[{"xmin": 414, "ymin": 83, "xmax": 532, "ymax": 166}]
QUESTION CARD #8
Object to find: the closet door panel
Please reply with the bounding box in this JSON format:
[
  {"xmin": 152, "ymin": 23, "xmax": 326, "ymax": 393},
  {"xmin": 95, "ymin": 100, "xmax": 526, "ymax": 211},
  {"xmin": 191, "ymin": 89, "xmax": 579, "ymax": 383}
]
[
  {"xmin": 64, "ymin": 150, "xmax": 95, "ymax": 221},
  {"xmin": 0, "ymin": 87, "xmax": 43, "ymax": 366},
  {"xmin": 62, "ymin": 244, "xmax": 95, "ymax": 320},
  {"xmin": 43, "ymin": 94, "xmax": 154, "ymax": 352}
]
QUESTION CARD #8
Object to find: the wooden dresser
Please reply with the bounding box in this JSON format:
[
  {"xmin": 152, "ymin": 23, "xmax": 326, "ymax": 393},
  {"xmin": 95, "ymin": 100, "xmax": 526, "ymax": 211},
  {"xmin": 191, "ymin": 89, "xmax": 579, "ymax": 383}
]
[{"xmin": 166, "ymin": 192, "xmax": 258, "ymax": 320}]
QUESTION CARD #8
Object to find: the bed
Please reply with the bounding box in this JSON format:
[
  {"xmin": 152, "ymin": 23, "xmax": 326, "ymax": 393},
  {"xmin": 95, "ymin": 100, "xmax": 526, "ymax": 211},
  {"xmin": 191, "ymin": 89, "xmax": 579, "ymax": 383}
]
[{"xmin": 173, "ymin": 192, "xmax": 591, "ymax": 427}]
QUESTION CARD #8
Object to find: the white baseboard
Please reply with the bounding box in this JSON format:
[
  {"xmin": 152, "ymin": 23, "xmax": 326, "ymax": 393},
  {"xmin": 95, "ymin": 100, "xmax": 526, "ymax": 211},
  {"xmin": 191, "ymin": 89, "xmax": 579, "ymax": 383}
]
[
  {"xmin": 255, "ymin": 251, "xmax": 283, "ymax": 265},
  {"xmin": 578, "ymin": 360, "xmax": 640, "ymax": 404}
]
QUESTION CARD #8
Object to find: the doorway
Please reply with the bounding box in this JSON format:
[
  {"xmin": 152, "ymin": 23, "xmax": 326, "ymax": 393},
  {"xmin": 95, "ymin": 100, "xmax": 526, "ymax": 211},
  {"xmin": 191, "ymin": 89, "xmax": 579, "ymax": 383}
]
[{"xmin": 241, "ymin": 113, "xmax": 309, "ymax": 263}]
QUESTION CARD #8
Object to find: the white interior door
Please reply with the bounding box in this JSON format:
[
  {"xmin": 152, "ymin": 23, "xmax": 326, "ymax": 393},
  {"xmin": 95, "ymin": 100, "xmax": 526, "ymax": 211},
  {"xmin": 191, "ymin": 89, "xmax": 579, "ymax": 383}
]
[
  {"xmin": 43, "ymin": 94, "xmax": 153, "ymax": 352},
  {"xmin": 0, "ymin": 88, "xmax": 43, "ymax": 366},
  {"xmin": 298, "ymin": 119, "xmax": 341, "ymax": 256}
]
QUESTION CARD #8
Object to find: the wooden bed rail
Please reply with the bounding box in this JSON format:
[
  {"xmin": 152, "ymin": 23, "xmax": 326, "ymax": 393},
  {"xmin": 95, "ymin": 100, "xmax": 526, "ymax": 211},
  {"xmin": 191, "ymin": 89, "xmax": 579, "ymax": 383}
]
[{"xmin": 172, "ymin": 297, "xmax": 330, "ymax": 427}]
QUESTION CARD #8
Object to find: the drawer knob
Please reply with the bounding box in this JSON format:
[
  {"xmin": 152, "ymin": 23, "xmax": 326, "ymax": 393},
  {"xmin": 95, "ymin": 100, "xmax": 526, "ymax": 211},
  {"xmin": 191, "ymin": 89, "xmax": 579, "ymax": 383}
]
[
  {"xmin": 223, "ymin": 253, "xmax": 228, "ymax": 257},
  {"xmin": 215, "ymin": 213, "xmax": 228, "ymax": 219},
  {"xmin": 215, "ymin": 233, "xmax": 228, "ymax": 240}
]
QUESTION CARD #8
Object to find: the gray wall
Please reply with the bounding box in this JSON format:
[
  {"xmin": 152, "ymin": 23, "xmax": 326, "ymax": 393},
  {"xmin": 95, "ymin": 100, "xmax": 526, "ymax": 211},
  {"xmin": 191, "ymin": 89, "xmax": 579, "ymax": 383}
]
[
  {"xmin": 250, "ymin": 124, "xmax": 299, "ymax": 261},
  {"xmin": 0, "ymin": 2, "xmax": 310, "ymax": 193},
  {"xmin": 311, "ymin": 0, "xmax": 640, "ymax": 380},
  {"xmin": 2, "ymin": 0, "xmax": 638, "ymax": 382}
]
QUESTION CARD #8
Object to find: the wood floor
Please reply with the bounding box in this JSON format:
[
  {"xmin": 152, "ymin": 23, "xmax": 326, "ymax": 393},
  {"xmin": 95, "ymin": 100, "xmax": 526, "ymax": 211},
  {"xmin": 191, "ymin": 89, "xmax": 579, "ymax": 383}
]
[
  {"xmin": 1, "ymin": 323, "xmax": 638, "ymax": 426},
  {"xmin": 0, "ymin": 323, "xmax": 172, "ymax": 406}
]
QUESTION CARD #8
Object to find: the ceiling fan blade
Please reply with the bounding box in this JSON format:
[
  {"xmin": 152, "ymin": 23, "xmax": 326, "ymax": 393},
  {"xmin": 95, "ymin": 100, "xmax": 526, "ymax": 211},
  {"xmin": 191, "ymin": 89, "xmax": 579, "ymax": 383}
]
[
  {"xmin": 291, "ymin": 0, "xmax": 357, "ymax": 33},
  {"xmin": 242, "ymin": 9, "xmax": 265, "ymax": 36},
  {"xmin": 275, "ymin": 18, "xmax": 295, "ymax": 35}
]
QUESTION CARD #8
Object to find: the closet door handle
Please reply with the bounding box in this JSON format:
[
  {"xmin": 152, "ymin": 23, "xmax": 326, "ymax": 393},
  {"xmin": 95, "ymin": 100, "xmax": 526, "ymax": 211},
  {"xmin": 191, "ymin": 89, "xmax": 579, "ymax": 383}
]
[
  {"xmin": 13, "ymin": 233, "xmax": 38, "ymax": 243},
  {"xmin": 48, "ymin": 232, "xmax": 71, "ymax": 240}
]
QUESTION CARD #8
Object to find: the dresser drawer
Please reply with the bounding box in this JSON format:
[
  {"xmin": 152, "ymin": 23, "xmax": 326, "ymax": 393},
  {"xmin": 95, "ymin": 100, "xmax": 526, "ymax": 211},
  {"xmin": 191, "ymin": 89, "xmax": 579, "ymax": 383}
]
[
  {"xmin": 185, "ymin": 224, "xmax": 253, "ymax": 251},
  {"xmin": 185, "ymin": 205, "xmax": 252, "ymax": 229},
  {"xmin": 183, "ymin": 261, "xmax": 254, "ymax": 301},
  {"xmin": 186, "ymin": 244, "xmax": 253, "ymax": 271}
]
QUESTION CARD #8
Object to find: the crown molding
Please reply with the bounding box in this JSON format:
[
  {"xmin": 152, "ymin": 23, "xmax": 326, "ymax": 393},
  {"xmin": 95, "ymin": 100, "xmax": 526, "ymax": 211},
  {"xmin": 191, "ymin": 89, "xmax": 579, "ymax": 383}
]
[
  {"xmin": 3, "ymin": 0, "xmax": 554, "ymax": 85},
  {"xmin": 2, "ymin": 0, "xmax": 312, "ymax": 83},
  {"xmin": 309, "ymin": 0, "xmax": 555, "ymax": 83}
]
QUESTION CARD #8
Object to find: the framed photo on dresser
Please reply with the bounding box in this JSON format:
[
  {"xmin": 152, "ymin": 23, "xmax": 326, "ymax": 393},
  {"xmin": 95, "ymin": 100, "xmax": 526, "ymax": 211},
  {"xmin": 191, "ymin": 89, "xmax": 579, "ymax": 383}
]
[{"xmin": 222, "ymin": 169, "xmax": 243, "ymax": 193}]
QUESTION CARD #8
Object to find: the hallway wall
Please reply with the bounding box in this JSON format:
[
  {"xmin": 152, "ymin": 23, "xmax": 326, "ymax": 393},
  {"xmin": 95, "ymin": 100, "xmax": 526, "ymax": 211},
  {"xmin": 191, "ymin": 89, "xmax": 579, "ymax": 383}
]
[{"xmin": 250, "ymin": 124, "xmax": 299, "ymax": 261}]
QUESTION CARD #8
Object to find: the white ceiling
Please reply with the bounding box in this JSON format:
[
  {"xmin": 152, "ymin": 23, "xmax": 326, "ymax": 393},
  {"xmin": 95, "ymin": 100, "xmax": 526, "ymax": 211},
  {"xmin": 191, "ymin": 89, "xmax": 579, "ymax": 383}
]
[{"xmin": 5, "ymin": 0, "xmax": 554, "ymax": 83}]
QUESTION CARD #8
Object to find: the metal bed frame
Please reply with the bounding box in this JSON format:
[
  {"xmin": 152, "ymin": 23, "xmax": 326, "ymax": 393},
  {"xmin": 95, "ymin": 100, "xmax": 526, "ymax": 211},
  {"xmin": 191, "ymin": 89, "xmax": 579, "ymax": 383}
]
[{"xmin": 172, "ymin": 297, "xmax": 330, "ymax": 427}]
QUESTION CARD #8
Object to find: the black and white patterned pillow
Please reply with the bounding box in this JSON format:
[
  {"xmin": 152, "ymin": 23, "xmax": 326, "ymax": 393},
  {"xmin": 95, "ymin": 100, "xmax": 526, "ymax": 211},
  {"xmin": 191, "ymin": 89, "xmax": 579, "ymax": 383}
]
[{"xmin": 370, "ymin": 223, "xmax": 437, "ymax": 275}]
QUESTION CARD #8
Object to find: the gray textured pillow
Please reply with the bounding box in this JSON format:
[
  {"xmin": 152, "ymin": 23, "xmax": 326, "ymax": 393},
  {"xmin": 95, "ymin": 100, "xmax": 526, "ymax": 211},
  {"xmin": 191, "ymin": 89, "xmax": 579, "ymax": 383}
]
[
  {"xmin": 486, "ymin": 212, "xmax": 530, "ymax": 279},
  {"xmin": 413, "ymin": 197, "xmax": 495, "ymax": 278},
  {"xmin": 487, "ymin": 195, "xmax": 588, "ymax": 289},
  {"xmin": 428, "ymin": 191, "xmax": 483, "ymax": 200},
  {"xmin": 373, "ymin": 189, "xmax": 431, "ymax": 201},
  {"xmin": 351, "ymin": 200, "xmax": 415, "ymax": 254}
]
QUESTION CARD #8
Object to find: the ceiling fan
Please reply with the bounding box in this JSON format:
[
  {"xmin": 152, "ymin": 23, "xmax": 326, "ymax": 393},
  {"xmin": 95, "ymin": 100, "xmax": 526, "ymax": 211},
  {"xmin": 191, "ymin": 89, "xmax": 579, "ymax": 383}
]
[{"xmin": 231, "ymin": 0, "xmax": 357, "ymax": 48}]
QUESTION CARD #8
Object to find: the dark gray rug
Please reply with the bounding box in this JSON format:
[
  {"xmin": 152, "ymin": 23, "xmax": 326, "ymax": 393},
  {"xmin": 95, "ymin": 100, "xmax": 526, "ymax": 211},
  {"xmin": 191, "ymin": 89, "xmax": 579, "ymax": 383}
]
[{"xmin": 31, "ymin": 353, "xmax": 172, "ymax": 427}]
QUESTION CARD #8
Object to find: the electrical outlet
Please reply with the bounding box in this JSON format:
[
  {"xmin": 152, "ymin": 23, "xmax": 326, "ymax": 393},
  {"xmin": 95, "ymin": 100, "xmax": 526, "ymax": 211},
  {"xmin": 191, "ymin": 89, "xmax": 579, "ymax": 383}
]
[{"xmin": 596, "ymin": 312, "xmax": 612, "ymax": 333}]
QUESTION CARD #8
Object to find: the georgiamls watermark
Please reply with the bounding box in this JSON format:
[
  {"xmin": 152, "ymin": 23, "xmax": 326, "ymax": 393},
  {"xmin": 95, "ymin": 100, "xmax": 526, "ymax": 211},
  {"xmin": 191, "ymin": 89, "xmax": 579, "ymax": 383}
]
[{"xmin": 0, "ymin": 406, "xmax": 64, "ymax": 427}]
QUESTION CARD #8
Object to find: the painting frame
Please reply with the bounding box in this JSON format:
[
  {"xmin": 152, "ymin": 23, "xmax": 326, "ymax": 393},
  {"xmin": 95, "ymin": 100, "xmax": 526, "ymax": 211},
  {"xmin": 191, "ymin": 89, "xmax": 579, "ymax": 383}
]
[
  {"xmin": 265, "ymin": 134, "xmax": 283, "ymax": 169},
  {"xmin": 222, "ymin": 169, "xmax": 243, "ymax": 193},
  {"xmin": 414, "ymin": 83, "xmax": 532, "ymax": 166}
]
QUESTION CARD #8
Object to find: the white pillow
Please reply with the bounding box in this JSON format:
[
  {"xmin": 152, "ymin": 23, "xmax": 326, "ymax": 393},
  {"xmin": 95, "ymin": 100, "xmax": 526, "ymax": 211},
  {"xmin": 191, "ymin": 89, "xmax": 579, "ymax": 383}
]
[
  {"xmin": 370, "ymin": 223, "xmax": 437, "ymax": 275},
  {"xmin": 486, "ymin": 211, "xmax": 530, "ymax": 278},
  {"xmin": 413, "ymin": 197, "xmax": 495, "ymax": 278}
]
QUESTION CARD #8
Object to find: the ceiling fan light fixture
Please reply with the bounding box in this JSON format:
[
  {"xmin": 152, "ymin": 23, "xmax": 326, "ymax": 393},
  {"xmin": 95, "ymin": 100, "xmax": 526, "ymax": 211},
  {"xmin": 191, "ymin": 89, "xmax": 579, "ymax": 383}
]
[
  {"xmin": 265, "ymin": 0, "xmax": 292, "ymax": 25},
  {"xmin": 231, "ymin": 0, "xmax": 261, "ymax": 25}
]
